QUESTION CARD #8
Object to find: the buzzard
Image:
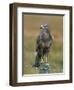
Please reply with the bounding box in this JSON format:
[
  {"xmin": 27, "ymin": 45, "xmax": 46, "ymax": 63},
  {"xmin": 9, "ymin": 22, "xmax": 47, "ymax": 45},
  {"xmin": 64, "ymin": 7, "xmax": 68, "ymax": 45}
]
[{"xmin": 33, "ymin": 24, "xmax": 53, "ymax": 67}]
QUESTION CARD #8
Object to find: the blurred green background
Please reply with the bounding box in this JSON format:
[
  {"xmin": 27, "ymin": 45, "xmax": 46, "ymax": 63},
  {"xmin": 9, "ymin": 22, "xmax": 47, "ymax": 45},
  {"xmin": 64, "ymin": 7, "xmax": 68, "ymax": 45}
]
[{"xmin": 23, "ymin": 14, "xmax": 63, "ymax": 75}]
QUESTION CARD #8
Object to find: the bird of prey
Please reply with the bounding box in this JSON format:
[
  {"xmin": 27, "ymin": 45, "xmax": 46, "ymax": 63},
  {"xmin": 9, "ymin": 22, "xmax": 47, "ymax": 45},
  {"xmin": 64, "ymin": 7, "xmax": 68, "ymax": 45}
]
[{"xmin": 33, "ymin": 24, "xmax": 53, "ymax": 67}]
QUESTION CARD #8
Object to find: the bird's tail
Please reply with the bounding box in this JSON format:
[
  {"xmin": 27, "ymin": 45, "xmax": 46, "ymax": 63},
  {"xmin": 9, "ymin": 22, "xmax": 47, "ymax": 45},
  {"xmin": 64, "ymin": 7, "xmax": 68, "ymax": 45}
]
[{"xmin": 33, "ymin": 54, "xmax": 41, "ymax": 67}]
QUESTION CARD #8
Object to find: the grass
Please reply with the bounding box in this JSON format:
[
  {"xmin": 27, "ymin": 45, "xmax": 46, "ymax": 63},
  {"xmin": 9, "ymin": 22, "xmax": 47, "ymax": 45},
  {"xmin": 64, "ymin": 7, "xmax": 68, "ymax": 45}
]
[{"xmin": 23, "ymin": 14, "xmax": 63, "ymax": 74}]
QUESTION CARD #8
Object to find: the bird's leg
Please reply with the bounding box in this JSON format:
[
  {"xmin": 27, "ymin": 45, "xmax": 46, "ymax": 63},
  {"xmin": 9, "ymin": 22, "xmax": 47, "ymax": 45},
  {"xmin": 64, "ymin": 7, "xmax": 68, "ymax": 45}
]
[
  {"xmin": 45, "ymin": 56, "xmax": 48, "ymax": 63},
  {"xmin": 43, "ymin": 55, "xmax": 45, "ymax": 63},
  {"xmin": 45, "ymin": 54, "xmax": 48, "ymax": 63},
  {"xmin": 41, "ymin": 48, "xmax": 44, "ymax": 63},
  {"xmin": 40, "ymin": 53, "xmax": 43, "ymax": 63}
]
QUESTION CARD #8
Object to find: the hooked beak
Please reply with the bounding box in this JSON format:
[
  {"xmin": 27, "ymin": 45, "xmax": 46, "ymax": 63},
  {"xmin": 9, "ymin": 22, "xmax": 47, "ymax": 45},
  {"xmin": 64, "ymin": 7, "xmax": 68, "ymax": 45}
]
[{"xmin": 40, "ymin": 27, "xmax": 42, "ymax": 29}]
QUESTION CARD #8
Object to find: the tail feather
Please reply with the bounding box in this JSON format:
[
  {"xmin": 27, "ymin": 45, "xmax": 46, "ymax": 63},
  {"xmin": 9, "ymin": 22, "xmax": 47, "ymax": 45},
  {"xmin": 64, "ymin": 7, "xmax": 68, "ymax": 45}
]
[{"xmin": 33, "ymin": 54, "xmax": 41, "ymax": 67}]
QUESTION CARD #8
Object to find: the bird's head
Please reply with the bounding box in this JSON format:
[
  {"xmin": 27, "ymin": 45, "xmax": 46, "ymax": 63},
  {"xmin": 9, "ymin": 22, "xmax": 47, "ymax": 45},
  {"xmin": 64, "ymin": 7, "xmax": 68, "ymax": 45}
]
[
  {"xmin": 40, "ymin": 24, "xmax": 44, "ymax": 30},
  {"xmin": 44, "ymin": 24, "xmax": 48, "ymax": 29},
  {"xmin": 40, "ymin": 24, "xmax": 48, "ymax": 30}
]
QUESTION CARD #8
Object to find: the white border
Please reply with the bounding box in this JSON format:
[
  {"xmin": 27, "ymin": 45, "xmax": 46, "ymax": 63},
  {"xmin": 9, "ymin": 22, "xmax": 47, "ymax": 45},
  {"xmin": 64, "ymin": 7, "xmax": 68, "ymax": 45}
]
[{"xmin": 17, "ymin": 7, "xmax": 70, "ymax": 82}]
